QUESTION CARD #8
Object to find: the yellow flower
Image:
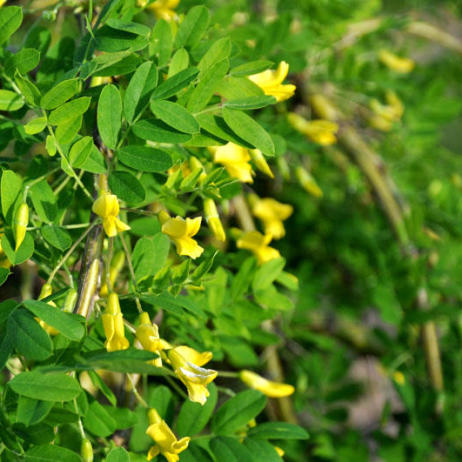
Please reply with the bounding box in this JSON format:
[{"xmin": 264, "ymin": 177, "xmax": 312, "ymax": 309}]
[
  {"xmin": 237, "ymin": 231, "xmax": 280, "ymax": 265},
  {"xmin": 101, "ymin": 293, "xmax": 130, "ymax": 352},
  {"xmin": 146, "ymin": 408, "xmax": 190, "ymax": 462},
  {"xmin": 250, "ymin": 149, "xmax": 274, "ymax": 178},
  {"xmin": 100, "ymin": 250, "xmax": 125, "ymax": 297},
  {"xmin": 90, "ymin": 76, "xmax": 112, "ymax": 87},
  {"xmin": 162, "ymin": 216, "xmax": 204, "ymax": 259},
  {"xmin": 393, "ymin": 371, "xmax": 405, "ymax": 385},
  {"xmin": 0, "ymin": 0, "xmax": 6, "ymax": 6},
  {"xmin": 209, "ymin": 143, "xmax": 253, "ymax": 183},
  {"xmin": 379, "ymin": 50, "xmax": 415, "ymax": 73},
  {"xmin": 240, "ymin": 370, "xmax": 295, "ymax": 398},
  {"xmin": 369, "ymin": 91, "xmax": 404, "ymax": 132},
  {"xmin": 288, "ymin": 113, "xmax": 338, "ymax": 145},
  {"xmin": 204, "ymin": 198, "xmax": 225, "ymax": 242},
  {"xmin": 248, "ymin": 61, "xmax": 296, "ymax": 102},
  {"xmin": 168, "ymin": 346, "xmax": 217, "ymax": 405},
  {"xmin": 92, "ymin": 193, "xmax": 130, "ymax": 238},
  {"xmin": 274, "ymin": 446, "xmax": 285, "ymax": 457},
  {"xmin": 37, "ymin": 283, "xmax": 59, "ymax": 336},
  {"xmin": 136, "ymin": 311, "xmax": 171, "ymax": 367},
  {"xmin": 145, "ymin": 0, "xmax": 180, "ymax": 20},
  {"xmin": 252, "ymin": 197, "xmax": 293, "ymax": 240}
]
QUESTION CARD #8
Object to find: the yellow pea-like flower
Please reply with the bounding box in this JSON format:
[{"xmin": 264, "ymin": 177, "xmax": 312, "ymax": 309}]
[
  {"xmin": 379, "ymin": 50, "xmax": 415, "ymax": 73},
  {"xmin": 136, "ymin": 311, "xmax": 171, "ymax": 367},
  {"xmin": 208, "ymin": 143, "xmax": 254, "ymax": 183},
  {"xmin": 168, "ymin": 346, "xmax": 218, "ymax": 405},
  {"xmin": 240, "ymin": 370, "xmax": 295, "ymax": 398},
  {"xmin": 92, "ymin": 193, "xmax": 130, "ymax": 238},
  {"xmin": 101, "ymin": 293, "xmax": 129, "ymax": 352},
  {"xmin": 14, "ymin": 203, "xmax": 29, "ymax": 251},
  {"xmin": 146, "ymin": 408, "xmax": 190, "ymax": 462},
  {"xmin": 251, "ymin": 197, "xmax": 293, "ymax": 240},
  {"xmin": 248, "ymin": 61, "xmax": 296, "ymax": 102},
  {"xmin": 161, "ymin": 215, "xmax": 204, "ymax": 259},
  {"xmin": 236, "ymin": 231, "xmax": 280, "ymax": 265},
  {"xmin": 204, "ymin": 198, "xmax": 226, "ymax": 242},
  {"xmin": 369, "ymin": 91, "xmax": 404, "ymax": 132},
  {"xmin": 288, "ymin": 113, "xmax": 339, "ymax": 145},
  {"xmin": 100, "ymin": 250, "xmax": 125, "ymax": 297}
]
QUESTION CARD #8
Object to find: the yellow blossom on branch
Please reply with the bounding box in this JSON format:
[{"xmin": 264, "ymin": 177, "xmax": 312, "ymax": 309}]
[
  {"xmin": 208, "ymin": 142, "xmax": 253, "ymax": 183},
  {"xmin": 168, "ymin": 346, "xmax": 217, "ymax": 405},
  {"xmin": 239, "ymin": 370, "xmax": 295, "ymax": 398},
  {"xmin": 14, "ymin": 203, "xmax": 29, "ymax": 251},
  {"xmin": 288, "ymin": 113, "xmax": 339, "ymax": 145},
  {"xmin": 250, "ymin": 149, "xmax": 274, "ymax": 178},
  {"xmin": 102, "ymin": 293, "xmax": 129, "ymax": 352},
  {"xmin": 92, "ymin": 193, "xmax": 130, "ymax": 238},
  {"xmin": 251, "ymin": 197, "xmax": 293, "ymax": 240},
  {"xmin": 369, "ymin": 90, "xmax": 404, "ymax": 132},
  {"xmin": 146, "ymin": 408, "xmax": 190, "ymax": 462},
  {"xmin": 204, "ymin": 198, "xmax": 226, "ymax": 242},
  {"xmin": 379, "ymin": 50, "xmax": 415, "ymax": 73},
  {"xmin": 248, "ymin": 61, "xmax": 296, "ymax": 102},
  {"xmin": 237, "ymin": 231, "xmax": 280, "ymax": 264},
  {"xmin": 136, "ymin": 311, "xmax": 171, "ymax": 367},
  {"xmin": 161, "ymin": 215, "xmax": 204, "ymax": 259},
  {"xmin": 295, "ymin": 166, "xmax": 323, "ymax": 198}
]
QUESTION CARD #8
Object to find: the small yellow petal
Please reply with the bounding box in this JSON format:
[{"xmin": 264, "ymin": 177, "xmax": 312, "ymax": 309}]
[{"xmin": 240, "ymin": 370, "xmax": 295, "ymax": 398}]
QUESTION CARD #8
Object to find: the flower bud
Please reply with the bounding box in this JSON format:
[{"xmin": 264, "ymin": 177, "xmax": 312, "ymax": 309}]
[
  {"xmin": 14, "ymin": 203, "xmax": 29, "ymax": 251},
  {"xmin": 39, "ymin": 283, "xmax": 53, "ymax": 300},
  {"xmin": 295, "ymin": 166, "xmax": 323, "ymax": 198},
  {"xmin": 63, "ymin": 288, "xmax": 77, "ymax": 312},
  {"xmin": 81, "ymin": 438, "xmax": 93, "ymax": 462},
  {"xmin": 204, "ymin": 199, "xmax": 225, "ymax": 242},
  {"xmin": 250, "ymin": 149, "xmax": 274, "ymax": 178}
]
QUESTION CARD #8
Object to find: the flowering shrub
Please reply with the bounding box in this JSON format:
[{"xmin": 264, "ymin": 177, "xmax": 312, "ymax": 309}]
[{"xmin": 1, "ymin": 0, "xmax": 462, "ymax": 460}]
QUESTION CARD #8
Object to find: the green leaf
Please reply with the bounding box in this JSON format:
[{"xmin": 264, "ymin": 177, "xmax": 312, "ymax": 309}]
[
  {"xmin": 40, "ymin": 79, "xmax": 81, "ymax": 110},
  {"xmin": 243, "ymin": 439, "xmax": 282, "ymax": 462},
  {"xmin": 16, "ymin": 397, "xmax": 54, "ymax": 427},
  {"xmin": 108, "ymin": 170, "xmax": 146, "ymax": 204},
  {"xmin": 6, "ymin": 48, "xmax": 40, "ymax": 74},
  {"xmin": 132, "ymin": 234, "xmax": 169, "ymax": 281},
  {"xmin": 0, "ymin": 89, "xmax": 24, "ymax": 111},
  {"xmin": 230, "ymin": 60, "xmax": 273, "ymax": 77},
  {"xmin": 217, "ymin": 76, "xmax": 263, "ymax": 100},
  {"xmin": 82, "ymin": 349, "xmax": 166, "ymax": 375},
  {"xmin": 48, "ymin": 97, "xmax": 91, "ymax": 125},
  {"xmin": 22, "ymin": 300, "xmax": 85, "ymax": 341},
  {"xmin": 187, "ymin": 59, "xmax": 229, "ymax": 113},
  {"xmin": 0, "ymin": 268, "xmax": 10, "ymax": 286},
  {"xmin": 212, "ymin": 390, "xmax": 267, "ymax": 435},
  {"xmin": 210, "ymin": 437, "xmax": 255, "ymax": 462},
  {"xmin": 168, "ymin": 48, "xmax": 190, "ymax": 77},
  {"xmin": 106, "ymin": 18, "xmax": 151, "ymax": 37},
  {"xmin": 29, "ymin": 179, "xmax": 57, "ymax": 222},
  {"xmin": 83, "ymin": 401, "xmax": 116, "ymax": 437},
  {"xmin": 24, "ymin": 116, "xmax": 47, "ymax": 135},
  {"xmin": 25, "ymin": 444, "xmax": 81, "ymax": 462},
  {"xmin": 196, "ymin": 113, "xmax": 252, "ymax": 148},
  {"xmin": 55, "ymin": 114, "xmax": 82, "ymax": 144},
  {"xmin": 177, "ymin": 384, "xmax": 217, "ymax": 437},
  {"xmin": 1, "ymin": 169, "xmax": 22, "ymax": 224},
  {"xmin": 1, "ymin": 232, "xmax": 34, "ymax": 265},
  {"xmin": 68, "ymin": 136, "xmax": 94, "ymax": 168},
  {"xmin": 41, "ymin": 225, "xmax": 72, "ymax": 251},
  {"xmin": 7, "ymin": 309, "xmax": 52, "ymax": 361},
  {"xmin": 150, "ymin": 100, "xmax": 199, "ymax": 134},
  {"xmin": 0, "ymin": 6, "xmax": 23, "ymax": 46},
  {"xmin": 198, "ymin": 37, "xmax": 232, "ymax": 74},
  {"xmin": 132, "ymin": 119, "xmax": 191, "ymax": 143},
  {"xmin": 141, "ymin": 293, "xmax": 206, "ymax": 320},
  {"xmin": 150, "ymin": 19, "xmax": 173, "ymax": 67},
  {"xmin": 97, "ymin": 84, "xmax": 122, "ymax": 149},
  {"xmin": 106, "ymin": 447, "xmax": 130, "ymax": 462},
  {"xmin": 15, "ymin": 72, "xmax": 41, "ymax": 106},
  {"xmin": 222, "ymin": 107, "xmax": 275, "ymax": 156},
  {"xmin": 252, "ymin": 257, "xmax": 285, "ymax": 292},
  {"xmin": 88, "ymin": 370, "xmax": 117, "ymax": 407},
  {"xmin": 9, "ymin": 371, "xmax": 81, "ymax": 401},
  {"xmin": 151, "ymin": 67, "xmax": 198, "ymax": 100},
  {"xmin": 124, "ymin": 61, "xmax": 158, "ymax": 124},
  {"xmin": 78, "ymin": 144, "xmax": 107, "ymax": 173},
  {"xmin": 117, "ymin": 145, "xmax": 172, "ymax": 172},
  {"xmin": 175, "ymin": 5, "xmax": 210, "ymax": 49},
  {"xmin": 248, "ymin": 422, "xmax": 309, "ymax": 440},
  {"xmin": 224, "ymin": 95, "xmax": 276, "ymax": 110}
]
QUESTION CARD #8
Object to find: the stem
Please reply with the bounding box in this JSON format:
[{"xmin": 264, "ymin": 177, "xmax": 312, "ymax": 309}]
[
  {"xmin": 164, "ymin": 375, "xmax": 188, "ymax": 400},
  {"xmin": 127, "ymin": 374, "xmax": 148, "ymax": 408},
  {"xmin": 119, "ymin": 233, "xmax": 143, "ymax": 314},
  {"xmin": 216, "ymin": 370, "xmax": 239, "ymax": 378}
]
